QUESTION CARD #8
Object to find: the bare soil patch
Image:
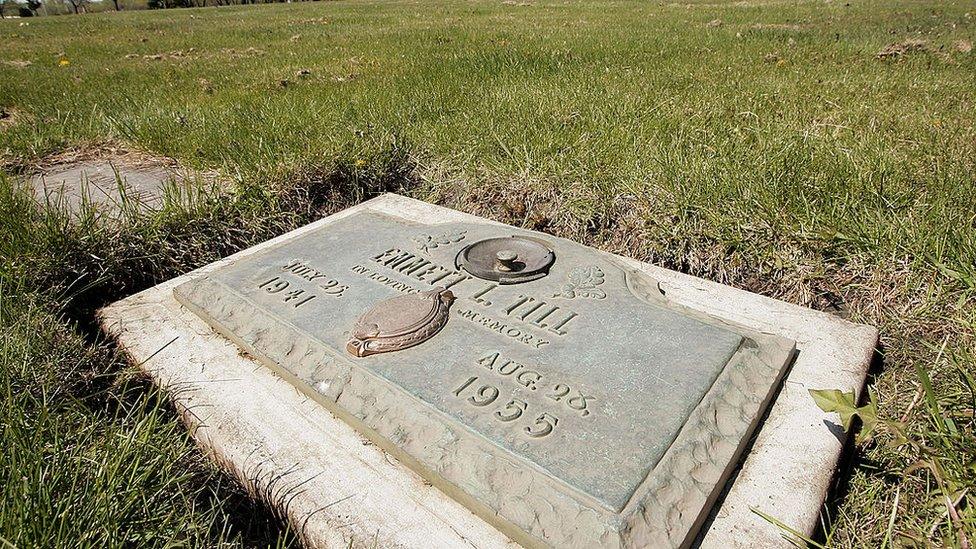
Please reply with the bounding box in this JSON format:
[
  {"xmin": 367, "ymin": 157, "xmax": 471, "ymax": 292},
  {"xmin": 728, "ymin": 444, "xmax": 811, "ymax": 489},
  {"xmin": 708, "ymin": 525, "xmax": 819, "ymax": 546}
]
[
  {"xmin": 876, "ymin": 38, "xmax": 928, "ymax": 59},
  {"xmin": 0, "ymin": 106, "xmax": 24, "ymax": 129},
  {"xmin": 126, "ymin": 49, "xmax": 198, "ymax": 61},
  {"xmin": 120, "ymin": 47, "xmax": 263, "ymax": 63},
  {"xmin": 749, "ymin": 23, "xmax": 808, "ymax": 31}
]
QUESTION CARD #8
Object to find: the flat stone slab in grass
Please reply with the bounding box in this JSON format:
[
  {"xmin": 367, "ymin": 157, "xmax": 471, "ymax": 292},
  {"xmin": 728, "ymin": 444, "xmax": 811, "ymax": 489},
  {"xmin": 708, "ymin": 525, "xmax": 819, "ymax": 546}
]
[
  {"xmin": 174, "ymin": 209, "xmax": 796, "ymax": 547},
  {"xmin": 26, "ymin": 149, "xmax": 209, "ymax": 214},
  {"xmin": 100, "ymin": 194, "xmax": 878, "ymax": 548}
]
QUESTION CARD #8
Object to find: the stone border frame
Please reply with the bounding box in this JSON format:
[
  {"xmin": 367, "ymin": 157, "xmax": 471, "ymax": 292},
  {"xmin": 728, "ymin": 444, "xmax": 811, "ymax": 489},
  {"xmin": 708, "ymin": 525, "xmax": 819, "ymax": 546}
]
[
  {"xmin": 99, "ymin": 194, "xmax": 878, "ymax": 548},
  {"xmin": 172, "ymin": 241, "xmax": 794, "ymax": 547}
]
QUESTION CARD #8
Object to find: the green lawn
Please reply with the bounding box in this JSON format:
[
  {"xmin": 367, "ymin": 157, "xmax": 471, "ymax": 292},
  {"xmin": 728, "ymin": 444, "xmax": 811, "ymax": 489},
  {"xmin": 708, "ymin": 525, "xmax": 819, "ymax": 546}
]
[{"xmin": 1, "ymin": 0, "xmax": 974, "ymax": 546}]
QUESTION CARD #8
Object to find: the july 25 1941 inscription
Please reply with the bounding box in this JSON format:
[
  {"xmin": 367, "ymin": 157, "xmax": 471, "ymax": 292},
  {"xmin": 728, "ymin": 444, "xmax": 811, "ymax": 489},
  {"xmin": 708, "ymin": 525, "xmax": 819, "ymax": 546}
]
[{"xmin": 174, "ymin": 210, "xmax": 795, "ymax": 548}]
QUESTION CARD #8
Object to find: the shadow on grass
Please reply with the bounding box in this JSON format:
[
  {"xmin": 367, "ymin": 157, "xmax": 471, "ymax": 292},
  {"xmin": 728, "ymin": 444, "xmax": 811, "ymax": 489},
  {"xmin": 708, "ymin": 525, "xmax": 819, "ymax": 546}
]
[
  {"xmin": 0, "ymin": 145, "xmax": 419, "ymax": 548},
  {"xmin": 813, "ymin": 343, "xmax": 896, "ymax": 545}
]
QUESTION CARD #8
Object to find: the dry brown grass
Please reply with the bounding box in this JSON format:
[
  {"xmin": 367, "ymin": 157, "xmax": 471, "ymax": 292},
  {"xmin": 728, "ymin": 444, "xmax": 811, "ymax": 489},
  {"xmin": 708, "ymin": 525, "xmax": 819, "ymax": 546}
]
[{"xmin": 877, "ymin": 38, "xmax": 930, "ymax": 60}]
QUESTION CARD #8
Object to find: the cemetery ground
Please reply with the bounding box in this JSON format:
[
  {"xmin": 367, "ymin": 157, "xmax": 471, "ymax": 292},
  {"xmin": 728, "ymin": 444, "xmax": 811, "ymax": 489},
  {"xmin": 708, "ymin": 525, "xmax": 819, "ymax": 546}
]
[{"xmin": 0, "ymin": 0, "xmax": 974, "ymax": 546}]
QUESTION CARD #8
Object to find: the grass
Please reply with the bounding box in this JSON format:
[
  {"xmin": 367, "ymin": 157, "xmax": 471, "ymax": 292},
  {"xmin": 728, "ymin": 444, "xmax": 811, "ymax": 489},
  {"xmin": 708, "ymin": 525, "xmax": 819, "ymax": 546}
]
[
  {"xmin": 0, "ymin": 290, "xmax": 293, "ymax": 548},
  {"xmin": 1, "ymin": 0, "xmax": 974, "ymax": 546}
]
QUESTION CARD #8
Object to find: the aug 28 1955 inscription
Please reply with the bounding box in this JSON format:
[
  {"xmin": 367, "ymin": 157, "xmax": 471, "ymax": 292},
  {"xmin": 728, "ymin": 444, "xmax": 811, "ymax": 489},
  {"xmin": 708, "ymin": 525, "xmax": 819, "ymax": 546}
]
[{"xmin": 173, "ymin": 210, "xmax": 796, "ymax": 549}]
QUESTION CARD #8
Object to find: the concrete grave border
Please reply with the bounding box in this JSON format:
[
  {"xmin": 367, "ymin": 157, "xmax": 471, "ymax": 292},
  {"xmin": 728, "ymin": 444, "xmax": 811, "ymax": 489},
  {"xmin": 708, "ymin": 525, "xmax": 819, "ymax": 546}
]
[{"xmin": 99, "ymin": 194, "xmax": 877, "ymax": 548}]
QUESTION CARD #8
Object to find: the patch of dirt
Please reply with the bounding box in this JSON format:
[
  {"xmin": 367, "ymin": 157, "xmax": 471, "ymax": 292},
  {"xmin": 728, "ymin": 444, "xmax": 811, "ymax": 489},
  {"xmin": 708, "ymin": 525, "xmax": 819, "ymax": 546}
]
[
  {"xmin": 125, "ymin": 49, "xmax": 198, "ymax": 62},
  {"xmin": 705, "ymin": 19, "xmax": 723, "ymax": 28},
  {"xmin": 122, "ymin": 47, "xmax": 263, "ymax": 63},
  {"xmin": 954, "ymin": 39, "xmax": 973, "ymax": 54},
  {"xmin": 0, "ymin": 106, "xmax": 27, "ymax": 130},
  {"xmin": 668, "ymin": 0, "xmax": 790, "ymax": 8},
  {"xmin": 749, "ymin": 23, "xmax": 808, "ymax": 32},
  {"xmin": 27, "ymin": 143, "xmax": 176, "ymax": 172},
  {"xmin": 2, "ymin": 60, "xmax": 33, "ymax": 68},
  {"xmin": 220, "ymin": 47, "xmax": 266, "ymax": 59},
  {"xmin": 332, "ymin": 72, "xmax": 359, "ymax": 83},
  {"xmin": 876, "ymin": 38, "xmax": 928, "ymax": 59}
]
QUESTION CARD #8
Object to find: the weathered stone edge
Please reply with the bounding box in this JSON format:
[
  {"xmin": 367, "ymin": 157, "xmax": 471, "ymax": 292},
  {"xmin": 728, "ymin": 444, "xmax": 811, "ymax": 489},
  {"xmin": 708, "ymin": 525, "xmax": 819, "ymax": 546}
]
[
  {"xmin": 626, "ymin": 333, "xmax": 794, "ymax": 547},
  {"xmin": 609, "ymin": 263, "xmax": 795, "ymax": 548},
  {"xmin": 174, "ymin": 275, "xmax": 617, "ymax": 548},
  {"xmin": 98, "ymin": 293, "xmax": 516, "ymax": 548}
]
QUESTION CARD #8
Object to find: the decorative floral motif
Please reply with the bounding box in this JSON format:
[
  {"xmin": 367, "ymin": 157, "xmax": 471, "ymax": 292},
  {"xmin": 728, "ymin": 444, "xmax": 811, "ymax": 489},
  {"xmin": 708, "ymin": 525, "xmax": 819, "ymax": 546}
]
[
  {"xmin": 413, "ymin": 230, "xmax": 467, "ymax": 253},
  {"xmin": 554, "ymin": 266, "xmax": 606, "ymax": 299}
]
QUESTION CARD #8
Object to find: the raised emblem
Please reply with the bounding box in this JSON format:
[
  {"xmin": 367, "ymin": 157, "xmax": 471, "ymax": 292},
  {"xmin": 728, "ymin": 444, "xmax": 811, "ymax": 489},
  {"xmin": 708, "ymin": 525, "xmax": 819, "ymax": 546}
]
[
  {"xmin": 413, "ymin": 230, "xmax": 467, "ymax": 253},
  {"xmin": 346, "ymin": 288, "xmax": 455, "ymax": 357}
]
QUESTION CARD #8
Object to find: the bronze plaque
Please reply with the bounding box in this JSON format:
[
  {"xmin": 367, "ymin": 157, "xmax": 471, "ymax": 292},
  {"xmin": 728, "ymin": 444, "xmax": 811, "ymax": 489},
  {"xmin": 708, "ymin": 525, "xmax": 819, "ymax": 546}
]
[{"xmin": 174, "ymin": 208, "xmax": 795, "ymax": 548}]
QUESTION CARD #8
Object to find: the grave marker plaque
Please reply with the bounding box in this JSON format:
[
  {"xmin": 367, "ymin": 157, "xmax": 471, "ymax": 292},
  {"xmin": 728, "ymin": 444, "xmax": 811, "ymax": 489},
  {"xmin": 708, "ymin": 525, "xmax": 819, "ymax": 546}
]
[{"xmin": 174, "ymin": 210, "xmax": 795, "ymax": 548}]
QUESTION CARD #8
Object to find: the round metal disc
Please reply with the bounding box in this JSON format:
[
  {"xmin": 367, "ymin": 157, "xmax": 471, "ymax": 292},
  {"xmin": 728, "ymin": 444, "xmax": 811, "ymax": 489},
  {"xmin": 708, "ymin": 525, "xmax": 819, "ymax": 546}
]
[{"xmin": 455, "ymin": 236, "xmax": 555, "ymax": 284}]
